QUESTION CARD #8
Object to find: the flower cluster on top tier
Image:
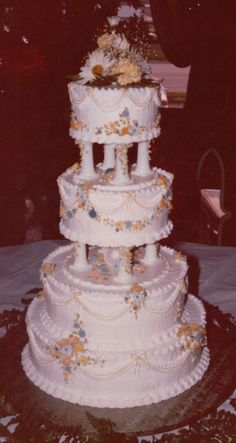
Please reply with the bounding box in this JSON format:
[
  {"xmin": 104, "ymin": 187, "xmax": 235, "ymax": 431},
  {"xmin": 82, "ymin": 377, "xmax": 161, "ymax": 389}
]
[{"xmin": 77, "ymin": 17, "xmax": 157, "ymax": 87}]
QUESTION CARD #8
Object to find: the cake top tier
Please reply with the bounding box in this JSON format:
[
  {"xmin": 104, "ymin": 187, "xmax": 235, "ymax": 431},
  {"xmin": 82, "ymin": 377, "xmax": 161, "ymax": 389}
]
[
  {"xmin": 69, "ymin": 84, "xmax": 161, "ymax": 144},
  {"xmin": 73, "ymin": 16, "xmax": 159, "ymax": 89},
  {"xmin": 68, "ymin": 17, "xmax": 162, "ymax": 144}
]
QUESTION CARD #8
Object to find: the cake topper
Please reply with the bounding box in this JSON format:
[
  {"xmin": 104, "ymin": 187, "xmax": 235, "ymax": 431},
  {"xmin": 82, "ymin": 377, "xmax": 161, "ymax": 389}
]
[{"xmin": 72, "ymin": 17, "xmax": 159, "ymax": 88}]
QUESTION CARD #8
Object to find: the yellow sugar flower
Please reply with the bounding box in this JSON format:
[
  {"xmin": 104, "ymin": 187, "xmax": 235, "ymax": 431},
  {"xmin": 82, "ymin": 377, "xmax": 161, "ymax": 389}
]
[
  {"xmin": 157, "ymin": 175, "xmax": 169, "ymax": 187},
  {"xmin": 160, "ymin": 199, "xmax": 167, "ymax": 209},
  {"xmin": 89, "ymin": 268, "xmax": 101, "ymax": 279},
  {"xmin": 78, "ymin": 354, "xmax": 91, "ymax": 365},
  {"xmin": 97, "ymin": 253, "xmax": 105, "ymax": 263},
  {"xmin": 114, "ymin": 221, "xmax": 125, "ymax": 231},
  {"xmin": 41, "ymin": 262, "xmax": 55, "ymax": 275},
  {"xmin": 131, "ymin": 283, "xmax": 143, "ymax": 293},
  {"xmin": 73, "ymin": 119, "xmax": 85, "ymax": 130},
  {"xmin": 121, "ymin": 126, "xmax": 130, "ymax": 136},
  {"xmin": 112, "ymin": 58, "xmax": 142, "ymax": 86},
  {"xmin": 60, "ymin": 206, "xmax": 66, "ymax": 218},
  {"xmin": 37, "ymin": 289, "xmax": 45, "ymax": 299},
  {"xmin": 97, "ymin": 32, "xmax": 114, "ymax": 50},
  {"xmin": 130, "ymin": 221, "xmax": 143, "ymax": 232},
  {"xmin": 67, "ymin": 162, "xmax": 80, "ymax": 172},
  {"xmin": 105, "ymin": 121, "xmax": 119, "ymax": 134},
  {"xmin": 82, "ymin": 181, "xmax": 94, "ymax": 191}
]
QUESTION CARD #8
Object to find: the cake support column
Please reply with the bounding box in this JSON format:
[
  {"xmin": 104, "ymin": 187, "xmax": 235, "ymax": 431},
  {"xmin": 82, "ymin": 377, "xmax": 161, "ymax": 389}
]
[
  {"xmin": 77, "ymin": 142, "xmax": 97, "ymax": 180},
  {"xmin": 101, "ymin": 144, "xmax": 116, "ymax": 170},
  {"xmin": 133, "ymin": 141, "xmax": 152, "ymax": 176},
  {"xmin": 115, "ymin": 247, "xmax": 133, "ymax": 283},
  {"xmin": 113, "ymin": 144, "xmax": 131, "ymax": 185},
  {"xmin": 143, "ymin": 243, "xmax": 160, "ymax": 265},
  {"xmin": 70, "ymin": 242, "xmax": 90, "ymax": 271}
]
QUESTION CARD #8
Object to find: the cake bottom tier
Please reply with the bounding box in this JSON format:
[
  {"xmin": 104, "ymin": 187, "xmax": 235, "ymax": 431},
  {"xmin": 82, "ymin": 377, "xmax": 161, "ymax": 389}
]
[{"xmin": 22, "ymin": 294, "xmax": 209, "ymax": 408}]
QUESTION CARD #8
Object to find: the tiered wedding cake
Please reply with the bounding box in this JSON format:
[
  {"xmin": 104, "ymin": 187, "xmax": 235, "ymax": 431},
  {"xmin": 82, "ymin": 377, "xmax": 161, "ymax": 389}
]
[{"xmin": 22, "ymin": 19, "xmax": 210, "ymax": 408}]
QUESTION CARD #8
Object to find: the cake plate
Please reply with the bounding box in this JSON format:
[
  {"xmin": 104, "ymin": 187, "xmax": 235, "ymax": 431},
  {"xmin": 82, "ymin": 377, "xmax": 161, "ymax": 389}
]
[{"xmin": 0, "ymin": 293, "xmax": 235, "ymax": 442}]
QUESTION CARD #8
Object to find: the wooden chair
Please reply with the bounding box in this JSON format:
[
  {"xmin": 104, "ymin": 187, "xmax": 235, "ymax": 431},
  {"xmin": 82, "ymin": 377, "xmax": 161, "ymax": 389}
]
[{"xmin": 197, "ymin": 148, "xmax": 231, "ymax": 245}]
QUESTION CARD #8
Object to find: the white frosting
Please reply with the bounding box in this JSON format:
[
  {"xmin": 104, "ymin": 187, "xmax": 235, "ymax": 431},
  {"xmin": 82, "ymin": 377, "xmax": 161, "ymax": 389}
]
[{"xmin": 68, "ymin": 84, "xmax": 161, "ymax": 144}]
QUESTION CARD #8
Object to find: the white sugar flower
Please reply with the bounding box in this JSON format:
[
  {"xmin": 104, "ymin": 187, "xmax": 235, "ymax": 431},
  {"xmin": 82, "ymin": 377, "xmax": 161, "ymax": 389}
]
[
  {"xmin": 113, "ymin": 33, "xmax": 130, "ymax": 52},
  {"xmin": 107, "ymin": 16, "xmax": 120, "ymax": 27},
  {"xmin": 78, "ymin": 49, "xmax": 112, "ymax": 85}
]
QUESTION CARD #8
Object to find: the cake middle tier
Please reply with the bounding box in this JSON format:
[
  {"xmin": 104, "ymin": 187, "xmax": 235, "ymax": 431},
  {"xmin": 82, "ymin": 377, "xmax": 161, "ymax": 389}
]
[
  {"xmin": 38, "ymin": 244, "xmax": 188, "ymax": 345},
  {"xmin": 58, "ymin": 167, "xmax": 173, "ymax": 247}
]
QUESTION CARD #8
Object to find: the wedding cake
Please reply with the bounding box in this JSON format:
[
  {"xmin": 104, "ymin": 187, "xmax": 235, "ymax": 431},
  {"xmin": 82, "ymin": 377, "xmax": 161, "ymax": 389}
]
[{"xmin": 22, "ymin": 19, "xmax": 210, "ymax": 408}]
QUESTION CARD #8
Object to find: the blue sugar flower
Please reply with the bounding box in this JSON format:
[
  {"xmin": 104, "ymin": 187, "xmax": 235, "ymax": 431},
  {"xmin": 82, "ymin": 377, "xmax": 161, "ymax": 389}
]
[
  {"xmin": 79, "ymin": 329, "xmax": 86, "ymax": 338},
  {"xmin": 195, "ymin": 333, "xmax": 202, "ymax": 341},
  {"xmin": 105, "ymin": 168, "xmax": 115, "ymax": 174},
  {"xmin": 89, "ymin": 208, "xmax": 97, "ymax": 219},
  {"xmin": 125, "ymin": 221, "xmax": 132, "ymax": 228},
  {"xmin": 74, "ymin": 321, "xmax": 81, "ymax": 330},
  {"xmin": 61, "ymin": 345, "xmax": 72, "ymax": 355},
  {"xmin": 132, "ymin": 127, "xmax": 138, "ymax": 135},
  {"xmin": 120, "ymin": 107, "xmax": 129, "ymax": 118},
  {"xmin": 78, "ymin": 193, "xmax": 85, "ymax": 201},
  {"xmin": 90, "ymin": 255, "xmax": 98, "ymax": 264},
  {"xmin": 67, "ymin": 210, "xmax": 74, "ymax": 219}
]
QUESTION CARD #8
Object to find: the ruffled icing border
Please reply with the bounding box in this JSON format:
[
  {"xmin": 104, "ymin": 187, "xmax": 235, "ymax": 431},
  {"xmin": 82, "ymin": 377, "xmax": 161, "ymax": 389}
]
[
  {"xmin": 69, "ymin": 127, "xmax": 161, "ymax": 144},
  {"xmin": 59, "ymin": 219, "xmax": 173, "ymax": 248}
]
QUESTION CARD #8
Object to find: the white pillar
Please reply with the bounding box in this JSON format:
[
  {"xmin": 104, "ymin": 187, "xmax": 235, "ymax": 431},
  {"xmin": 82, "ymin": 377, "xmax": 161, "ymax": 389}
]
[
  {"xmin": 70, "ymin": 242, "xmax": 90, "ymax": 271},
  {"xmin": 78, "ymin": 142, "xmax": 97, "ymax": 179},
  {"xmin": 113, "ymin": 144, "xmax": 131, "ymax": 185},
  {"xmin": 143, "ymin": 243, "xmax": 159, "ymax": 265},
  {"xmin": 115, "ymin": 247, "xmax": 133, "ymax": 283},
  {"xmin": 133, "ymin": 141, "xmax": 152, "ymax": 176},
  {"xmin": 101, "ymin": 143, "xmax": 116, "ymax": 170}
]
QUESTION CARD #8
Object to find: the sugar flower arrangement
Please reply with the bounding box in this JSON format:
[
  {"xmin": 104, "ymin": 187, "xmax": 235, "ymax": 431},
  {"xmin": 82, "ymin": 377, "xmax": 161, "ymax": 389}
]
[{"xmin": 77, "ymin": 16, "xmax": 157, "ymax": 88}]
